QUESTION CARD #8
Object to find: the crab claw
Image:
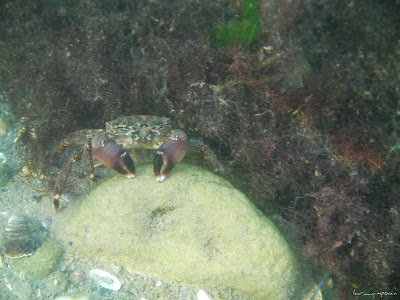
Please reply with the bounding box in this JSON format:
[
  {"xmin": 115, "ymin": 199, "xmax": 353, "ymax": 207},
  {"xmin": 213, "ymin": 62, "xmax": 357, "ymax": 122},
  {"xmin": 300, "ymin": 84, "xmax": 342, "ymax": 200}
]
[
  {"xmin": 154, "ymin": 130, "xmax": 188, "ymax": 182},
  {"xmin": 91, "ymin": 133, "xmax": 136, "ymax": 178}
]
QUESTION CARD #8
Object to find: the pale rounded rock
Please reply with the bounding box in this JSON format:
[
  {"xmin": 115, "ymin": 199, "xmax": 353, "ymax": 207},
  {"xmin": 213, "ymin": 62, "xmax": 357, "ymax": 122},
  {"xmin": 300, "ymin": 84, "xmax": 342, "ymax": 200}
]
[{"xmin": 54, "ymin": 163, "xmax": 312, "ymax": 299}]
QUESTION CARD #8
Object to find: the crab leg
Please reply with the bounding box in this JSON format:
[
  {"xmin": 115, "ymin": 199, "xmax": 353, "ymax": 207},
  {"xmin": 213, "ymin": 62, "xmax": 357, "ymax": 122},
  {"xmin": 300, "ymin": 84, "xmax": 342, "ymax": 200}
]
[
  {"xmin": 54, "ymin": 129, "xmax": 104, "ymax": 155},
  {"xmin": 154, "ymin": 130, "xmax": 188, "ymax": 182},
  {"xmin": 53, "ymin": 145, "xmax": 96, "ymax": 213},
  {"xmin": 53, "ymin": 133, "xmax": 135, "ymax": 212}
]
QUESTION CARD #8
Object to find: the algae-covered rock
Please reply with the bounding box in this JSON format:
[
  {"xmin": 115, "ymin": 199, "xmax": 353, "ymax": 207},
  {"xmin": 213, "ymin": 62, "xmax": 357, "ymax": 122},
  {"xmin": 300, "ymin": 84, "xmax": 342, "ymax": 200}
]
[
  {"xmin": 11, "ymin": 238, "xmax": 63, "ymax": 279},
  {"xmin": 55, "ymin": 164, "xmax": 309, "ymax": 299}
]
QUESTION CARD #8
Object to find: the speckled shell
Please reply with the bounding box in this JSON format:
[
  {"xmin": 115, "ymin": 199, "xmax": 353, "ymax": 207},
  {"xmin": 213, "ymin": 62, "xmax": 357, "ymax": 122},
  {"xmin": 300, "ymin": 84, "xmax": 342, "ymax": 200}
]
[{"xmin": 3, "ymin": 214, "xmax": 44, "ymax": 258}]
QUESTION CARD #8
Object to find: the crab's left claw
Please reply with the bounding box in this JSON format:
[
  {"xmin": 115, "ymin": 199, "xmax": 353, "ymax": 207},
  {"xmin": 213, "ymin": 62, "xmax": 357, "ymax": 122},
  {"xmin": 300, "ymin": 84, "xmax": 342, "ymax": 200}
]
[{"xmin": 154, "ymin": 130, "xmax": 188, "ymax": 182}]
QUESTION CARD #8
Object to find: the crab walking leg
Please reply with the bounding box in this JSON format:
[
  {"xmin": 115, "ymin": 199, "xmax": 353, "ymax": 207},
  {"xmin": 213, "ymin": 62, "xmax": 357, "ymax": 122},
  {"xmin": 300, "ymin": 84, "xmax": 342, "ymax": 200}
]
[
  {"xmin": 91, "ymin": 133, "xmax": 136, "ymax": 178},
  {"xmin": 53, "ymin": 147, "xmax": 87, "ymax": 212},
  {"xmin": 54, "ymin": 129, "xmax": 104, "ymax": 155},
  {"xmin": 154, "ymin": 139, "xmax": 188, "ymax": 182},
  {"xmin": 82, "ymin": 141, "xmax": 98, "ymax": 182}
]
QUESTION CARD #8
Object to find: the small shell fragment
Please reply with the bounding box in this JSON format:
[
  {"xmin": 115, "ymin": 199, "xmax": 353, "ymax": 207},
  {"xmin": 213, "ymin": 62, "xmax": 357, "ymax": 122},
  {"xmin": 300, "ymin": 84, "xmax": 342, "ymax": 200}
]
[
  {"xmin": 40, "ymin": 218, "xmax": 52, "ymax": 231},
  {"xmin": 0, "ymin": 152, "xmax": 6, "ymax": 163},
  {"xmin": 197, "ymin": 290, "xmax": 212, "ymax": 300},
  {"xmin": 89, "ymin": 269, "xmax": 121, "ymax": 291}
]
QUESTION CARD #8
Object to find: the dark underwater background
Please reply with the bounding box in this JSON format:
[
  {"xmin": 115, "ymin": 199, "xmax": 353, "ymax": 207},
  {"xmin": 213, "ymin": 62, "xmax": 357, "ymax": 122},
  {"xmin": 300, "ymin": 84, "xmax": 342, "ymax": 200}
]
[{"xmin": 0, "ymin": 0, "xmax": 399, "ymax": 299}]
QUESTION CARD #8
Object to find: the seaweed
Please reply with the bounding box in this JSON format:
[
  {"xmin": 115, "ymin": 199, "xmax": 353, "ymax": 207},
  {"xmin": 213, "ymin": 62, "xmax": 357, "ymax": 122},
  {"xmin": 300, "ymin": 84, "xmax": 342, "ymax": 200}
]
[{"xmin": 210, "ymin": 0, "xmax": 260, "ymax": 48}]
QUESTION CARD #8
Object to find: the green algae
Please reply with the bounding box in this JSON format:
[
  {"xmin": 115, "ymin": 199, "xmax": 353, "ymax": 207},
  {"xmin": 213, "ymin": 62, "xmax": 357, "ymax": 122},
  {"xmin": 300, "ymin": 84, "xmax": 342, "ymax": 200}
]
[
  {"xmin": 210, "ymin": 0, "xmax": 260, "ymax": 48},
  {"xmin": 55, "ymin": 164, "xmax": 310, "ymax": 299},
  {"xmin": 11, "ymin": 238, "xmax": 63, "ymax": 279}
]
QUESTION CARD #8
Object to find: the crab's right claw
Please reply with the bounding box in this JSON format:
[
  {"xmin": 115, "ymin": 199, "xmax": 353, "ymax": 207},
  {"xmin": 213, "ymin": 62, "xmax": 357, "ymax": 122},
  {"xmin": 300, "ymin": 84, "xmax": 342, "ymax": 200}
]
[
  {"xmin": 154, "ymin": 139, "xmax": 188, "ymax": 182},
  {"xmin": 91, "ymin": 133, "xmax": 136, "ymax": 178}
]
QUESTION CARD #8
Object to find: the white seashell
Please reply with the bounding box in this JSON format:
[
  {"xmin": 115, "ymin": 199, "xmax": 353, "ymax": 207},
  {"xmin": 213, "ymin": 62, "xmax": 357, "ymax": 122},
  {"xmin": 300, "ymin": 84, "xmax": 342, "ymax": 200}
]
[
  {"xmin": 197, "ymin": 290, "xmax": 212, "ymax": 300},
  {"xmin": 89, "ymin": 269, "xmax": 121, "ymax": 291}
]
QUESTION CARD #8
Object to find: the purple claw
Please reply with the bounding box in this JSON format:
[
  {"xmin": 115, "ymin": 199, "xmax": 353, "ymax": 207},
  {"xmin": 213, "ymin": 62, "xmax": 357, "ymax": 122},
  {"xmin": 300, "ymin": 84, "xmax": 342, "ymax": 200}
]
[
  {"xmin": 91, "ymin": 133, "xmax": 136, "ymax": 178},
  {"xmin": 154, "ymin": 130, "xmax": 188, "ymax": 182}
]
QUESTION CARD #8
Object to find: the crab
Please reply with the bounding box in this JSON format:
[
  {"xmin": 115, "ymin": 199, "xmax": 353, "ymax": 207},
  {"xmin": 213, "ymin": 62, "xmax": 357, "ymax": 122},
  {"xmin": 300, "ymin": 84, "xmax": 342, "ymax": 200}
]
[{"xmin": 53, "ymin": 115, "xmax": 221, "ymax": 212}]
